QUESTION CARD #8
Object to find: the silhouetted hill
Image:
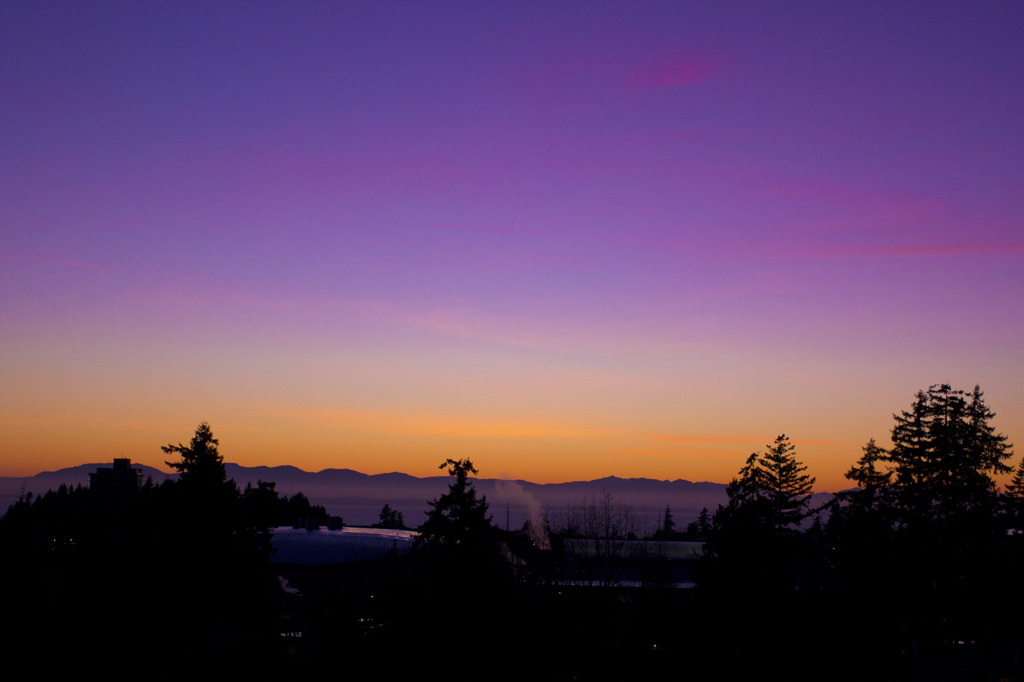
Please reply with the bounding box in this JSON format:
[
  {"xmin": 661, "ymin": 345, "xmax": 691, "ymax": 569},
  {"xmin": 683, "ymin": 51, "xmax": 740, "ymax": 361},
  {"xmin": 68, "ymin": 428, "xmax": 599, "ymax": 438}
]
[
  {"xmin": 223, "ymin": 465, "xmax": 737, "ymax": 528},
  {"xmin": 0, "ymin": 462, "xmax": 830, "ymax": 527}
]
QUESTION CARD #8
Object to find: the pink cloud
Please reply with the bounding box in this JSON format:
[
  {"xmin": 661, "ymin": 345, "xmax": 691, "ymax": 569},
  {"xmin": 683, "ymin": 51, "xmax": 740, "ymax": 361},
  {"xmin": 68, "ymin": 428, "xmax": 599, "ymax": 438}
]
[
  {"xmin": 628, "ymin": 51, "xmax": 722, "ymax": 90},
  {"xmin": 724, "ymin": 240, "xmax": 1024, "ymax": 260},
  {"xmin": 609, "ymin": 449, "xmax": 735, "ymax": 460},
  {"xmin": 653, "ymin": 433, "xmax": 774, "ymax": 444},
  {"xmin": 430, "ymin": 222, "xmax": 539, "ymax": 236},
  {"xmin": 512, "ymin": 48, "xmax": 724, "ymax": 106},
  {"xmin": 855, "ymin": 243, "xmax": 1024, "ymax": 257},
  {"xmin": 0, "ymin": 249, "xmax": 111, "ymax": 273},
  {"xmin": 649, "ymin": 434, "xmax": 855, "ymax": 449},
  {"xmin": 748, "ymin": 173, "xmax": 948, "ymax": 221}
]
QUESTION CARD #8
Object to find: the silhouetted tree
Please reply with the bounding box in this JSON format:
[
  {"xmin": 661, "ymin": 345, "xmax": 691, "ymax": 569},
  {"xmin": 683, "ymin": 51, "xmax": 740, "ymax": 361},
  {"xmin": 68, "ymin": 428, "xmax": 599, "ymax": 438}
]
[
  {"xmin": 829, "ymin": 387, "xmax": 1013, "ymax": 541},
  {"xmin": 1008, "ymin": 458, "xmax": 1024, "ymax": 498},
  {"xmin": 414, "ymin": 459, "xmax": 507, "ymax": 598},
  {"xmin": 701, "ymin": 434, "xmax": 815, "ymax": 592},
  {"xmin": 239, "ymin": 480, "xmax": 282, "ymax": 555},
  {"xmin": 417, "ymin": 459, "xmax": 496, "ymax": 551},
  {"xmin": 156, "ymin": 421, "xmax": 286, "ymax": 654},
  {"xmin": 0, "ymin": 427, "xmax": 345, "ymax": 671},
  {"xmin": 885, "ymin": 384, "xmax": 1012, "ymax": 531},
  {"xmin": 825, "ymin": 438, "xmax": 899, "ymax": 593},
  {"xmin": 662, "ymin": 505, "xmax": 675, "ymax": 535},
  {"xmin": 160, "ymin": 422, "xmax": 239, "ymax": 541},
  {"xmin": 1005, "ymin": 458, "xmax": 1024, "ymax": 527},
  {"xmin": 880, "ymin": 385, "xmax": 1015, "ymax": 606},
  {"xmin": 241, "ymin": 480, "xmax": 281, "ymax": 529},
  {"xmin": 376, "ymin": 503, "xmax": 405, "ymax": 529},
  {"xmin": 163, "ymin": 421, "xmax": 235, "ymax": 494},
  {"xmin": 822, "ymin": 384, "xmax": 1018, "ymax": 647},
  {"xmin": 686, "ymin": 507, "xmax": 712, "ymax": 538},
  {"xmin": 844, "ymin": 438, "xmax": 892, "ymax": 507},
  {"xmin": 828, "ymin": 439, "xmax": 893, "ymax": 532},
  {"xmin": 723, "ymin": 434, "xmax": 814, "ymax": 534}
]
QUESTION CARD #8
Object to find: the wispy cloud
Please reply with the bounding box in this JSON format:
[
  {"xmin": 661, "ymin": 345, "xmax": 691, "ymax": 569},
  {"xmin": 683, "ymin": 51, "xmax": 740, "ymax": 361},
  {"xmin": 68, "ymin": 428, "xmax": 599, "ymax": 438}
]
[
  {"xmin": 773, "ymin": 241, "xmax": 1024, "ymax": 260},
  {"xmin": 609, "ymin": 448, "xmax": 735, "ymax": 460},
  {"xmin": 650, "ymin": 433, "xmax": 855, "ymax": 448},
  {"xmin": 252, "ymin": 405, "xmax": 613, "ymax": 441},
  {"xmin": 853, "ymin": 243, "xmax": 1024, "ymax": 257},
  {"xmin": 430, "ymin": 222, "xmax": 538, "ymax": 236},
  {"xmin": 627, "ymin": 51, "xmax": 723, "ymax": 90},
  {"xmin": 0, "ymin": 250, "xmax": 112, "ymax": 273},
  {"xmin": 652, "ymin": 433, "xmax": 777, "ymax": 444},
  {"xmin": 658, "ymin": 233, "xmax": 1024, "ymax": 262}
]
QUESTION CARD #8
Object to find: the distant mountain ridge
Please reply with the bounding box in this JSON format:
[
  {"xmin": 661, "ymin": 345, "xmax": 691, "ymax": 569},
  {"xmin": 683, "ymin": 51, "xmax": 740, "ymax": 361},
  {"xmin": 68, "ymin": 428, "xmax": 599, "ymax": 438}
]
[{"xmin": 0, "ymin": 462, "xmax": 832, "ymax": 528}]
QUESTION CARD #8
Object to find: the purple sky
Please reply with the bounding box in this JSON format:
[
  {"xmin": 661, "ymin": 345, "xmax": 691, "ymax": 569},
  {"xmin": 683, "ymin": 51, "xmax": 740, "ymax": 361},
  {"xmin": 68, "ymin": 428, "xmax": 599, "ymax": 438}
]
[{"xmin": 2, "ymin": 1, "xmax": 1022, "ymax": 489}]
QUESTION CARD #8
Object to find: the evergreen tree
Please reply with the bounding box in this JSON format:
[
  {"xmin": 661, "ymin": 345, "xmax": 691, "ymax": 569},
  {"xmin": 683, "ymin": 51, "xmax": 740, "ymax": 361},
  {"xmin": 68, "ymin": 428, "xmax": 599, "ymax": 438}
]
[
  {"xmin": 885, "ymin": 384, "xmax": 1013, "ymax": 531},
  {"xmin": 701, "ymin": 435, "xmax": 815, "ymax": 592},
  {"xmin": 826, "ymin": 385, "xmax": 1016, "ymax": 609},
  {"xmin": 161, "ymin": 421, "xmax": 239, "ymax": 531},
  {"xmin": 158, "ymin": 422, "xmax": 261, "ymax": 639},
  {"xmin": 825, "ymin": 439, "xmax": 899, "ymax": 595},
  {"xmin": 829, "ymin": 438, "xmax": 893, "ymax": 527},
  {"xmin": 844, "ymin": 438, "xmax": 892, "ymax": 503},
  {"xmin": 662, "ymin": 505, "xmax": 675, "ymax": 536},
  {"xmin": 415, "ymin": 459, "xmax": 505, "ymax": 593},
  {"xmin": 715, "ymin": 434, "xmax": 814, "ymax": 536},
  {"xmin": 759, "ymin": 434, "xmax": 816, "ymax": 534},
  {"xmin": 1006, "ymin": 458, "xmax": 1024, "ymax": 525},
  {"xmin": 695, "ymin": 507, "xmax": 712, "ymax": 535},
  {"xmin": 417, "ymin": 458, "xmax": 495, "ymax": 551},
  {"xmin": 377, "ymin": 503, "xmax": 405, "ymax": 529},
  {"xmin": 162, "ymin": 421, "xmax": 229, "ymax": 491},
  {"xmin": 685, "ymin": 506, "xmax": 714, "ymax": 538}
]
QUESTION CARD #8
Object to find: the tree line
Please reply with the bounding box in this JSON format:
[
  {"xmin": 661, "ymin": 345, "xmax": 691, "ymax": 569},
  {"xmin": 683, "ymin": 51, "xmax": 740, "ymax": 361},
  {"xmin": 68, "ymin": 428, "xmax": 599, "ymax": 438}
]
[
  {"xmin": 1, "ymin": 383, "xmax": 1019, "ymax": 678},
  {"xmin": 0, "ymin": 421, "xmax": 340, "ymax": 672},
  {"xmin": 408, "ymin": 383, "xmax": 1022, "ymax": 677},
  {"xmin": 700, "ymin": 384, "xmax": 1016, "ymax": 592}
]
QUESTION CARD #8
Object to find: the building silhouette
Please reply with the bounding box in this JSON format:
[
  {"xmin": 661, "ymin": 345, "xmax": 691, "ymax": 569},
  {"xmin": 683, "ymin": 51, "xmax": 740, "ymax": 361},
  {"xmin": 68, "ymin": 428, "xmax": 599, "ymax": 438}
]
[{"xmin": 89, "ymin": 458, "xmax": 142, "ymax": 494}]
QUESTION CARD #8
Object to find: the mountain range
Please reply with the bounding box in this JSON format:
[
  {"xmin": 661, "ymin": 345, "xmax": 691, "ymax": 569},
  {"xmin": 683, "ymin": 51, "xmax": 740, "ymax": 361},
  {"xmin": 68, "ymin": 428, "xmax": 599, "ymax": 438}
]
[{"xmin": 0, "ymin": 461, "xmax": 834, "ymax": 528}]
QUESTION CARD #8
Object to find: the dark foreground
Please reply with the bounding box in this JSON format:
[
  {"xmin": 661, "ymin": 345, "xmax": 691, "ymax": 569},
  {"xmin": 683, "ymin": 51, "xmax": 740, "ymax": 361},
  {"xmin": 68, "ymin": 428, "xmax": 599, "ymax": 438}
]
[{"xmin": 8, "ymin": 543, "xmax": 1021, "ymax": 682}]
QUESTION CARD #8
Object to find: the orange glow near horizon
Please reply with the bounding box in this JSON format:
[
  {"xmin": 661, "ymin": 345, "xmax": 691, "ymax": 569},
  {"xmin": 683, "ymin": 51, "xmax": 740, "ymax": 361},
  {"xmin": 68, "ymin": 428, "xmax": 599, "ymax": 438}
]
[
  {"xmin": 3, "ymin": 4, "xmax": 1023, "ymax": 497},
  {"xmin": 6, "ymin": 401, "xmax": 1016, "ymax": 493}
]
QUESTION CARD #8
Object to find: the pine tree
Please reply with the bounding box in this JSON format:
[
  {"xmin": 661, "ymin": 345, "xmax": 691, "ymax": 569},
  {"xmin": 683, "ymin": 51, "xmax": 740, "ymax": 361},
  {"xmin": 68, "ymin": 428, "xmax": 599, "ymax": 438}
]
[
  {"xmin": 162, "ymin": 421, "xmax": 227, "ymax": 490},
  {"xmin": 417, "ymin": 459, "xmax": 495, "ymax": 550},
  {"xmin": 159, "ymin": 422, "xmax": 240, "ymax": 558},
  {"xmin": 697, "ymin": 506, "xmax": 712, "ymax": 535},
  {"xmin": 885, "ymin": 384, "xmax": 1013, "ymax": 530},
  {"xmin": 827, "ymin": 385, "xmax": 1016, "ymax": 603},
  {"xmin": 715, "ymin": 434, "xmax": 814, "ymax": 536},
  {"xmin": 759, "ymin": 434, "xmax": 816, "ymax": 534},
  {"xmin": 686, "ymin": 507, "xmax": 712, "ymax": 538},
  {"xmin": 827, "ymin": 438, "xmax": 892, "ymax": 536},
  {"xmin": 839, "ymin": 438, "xmax": 892, "ymax": 515},
  {"xmin": 662, "ymin": 505, "xmax": 676, "ymax": 536},
  {"xmin": 377, "ymin": 503, "xmax": 405, "ymax": 529},
  {"xmin": 1002, "ymin": 450, "xmax": 1024, "ymax": 530},
  {"xmin": 1007, "ymin": 459, "xmax": 1024, "ymax": 501},
  {"xmin": 700, "ymin": 435, "xmax": 816, "ymax": 592}
]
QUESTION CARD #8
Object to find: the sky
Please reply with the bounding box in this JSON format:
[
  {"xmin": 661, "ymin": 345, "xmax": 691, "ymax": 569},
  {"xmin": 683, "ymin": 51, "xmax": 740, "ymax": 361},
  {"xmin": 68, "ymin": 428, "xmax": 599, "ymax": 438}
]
[{"xmin": 2, "ymin": 1, "xmax": 1022, "ymax": 490}]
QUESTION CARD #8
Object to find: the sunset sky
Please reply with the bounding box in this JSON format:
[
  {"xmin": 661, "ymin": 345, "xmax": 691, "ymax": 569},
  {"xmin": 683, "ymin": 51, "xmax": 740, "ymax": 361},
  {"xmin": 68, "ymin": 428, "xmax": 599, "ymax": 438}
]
[{"xmin": 2, "ymin": 1, "xmax": 1022, "ymax": 490}]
